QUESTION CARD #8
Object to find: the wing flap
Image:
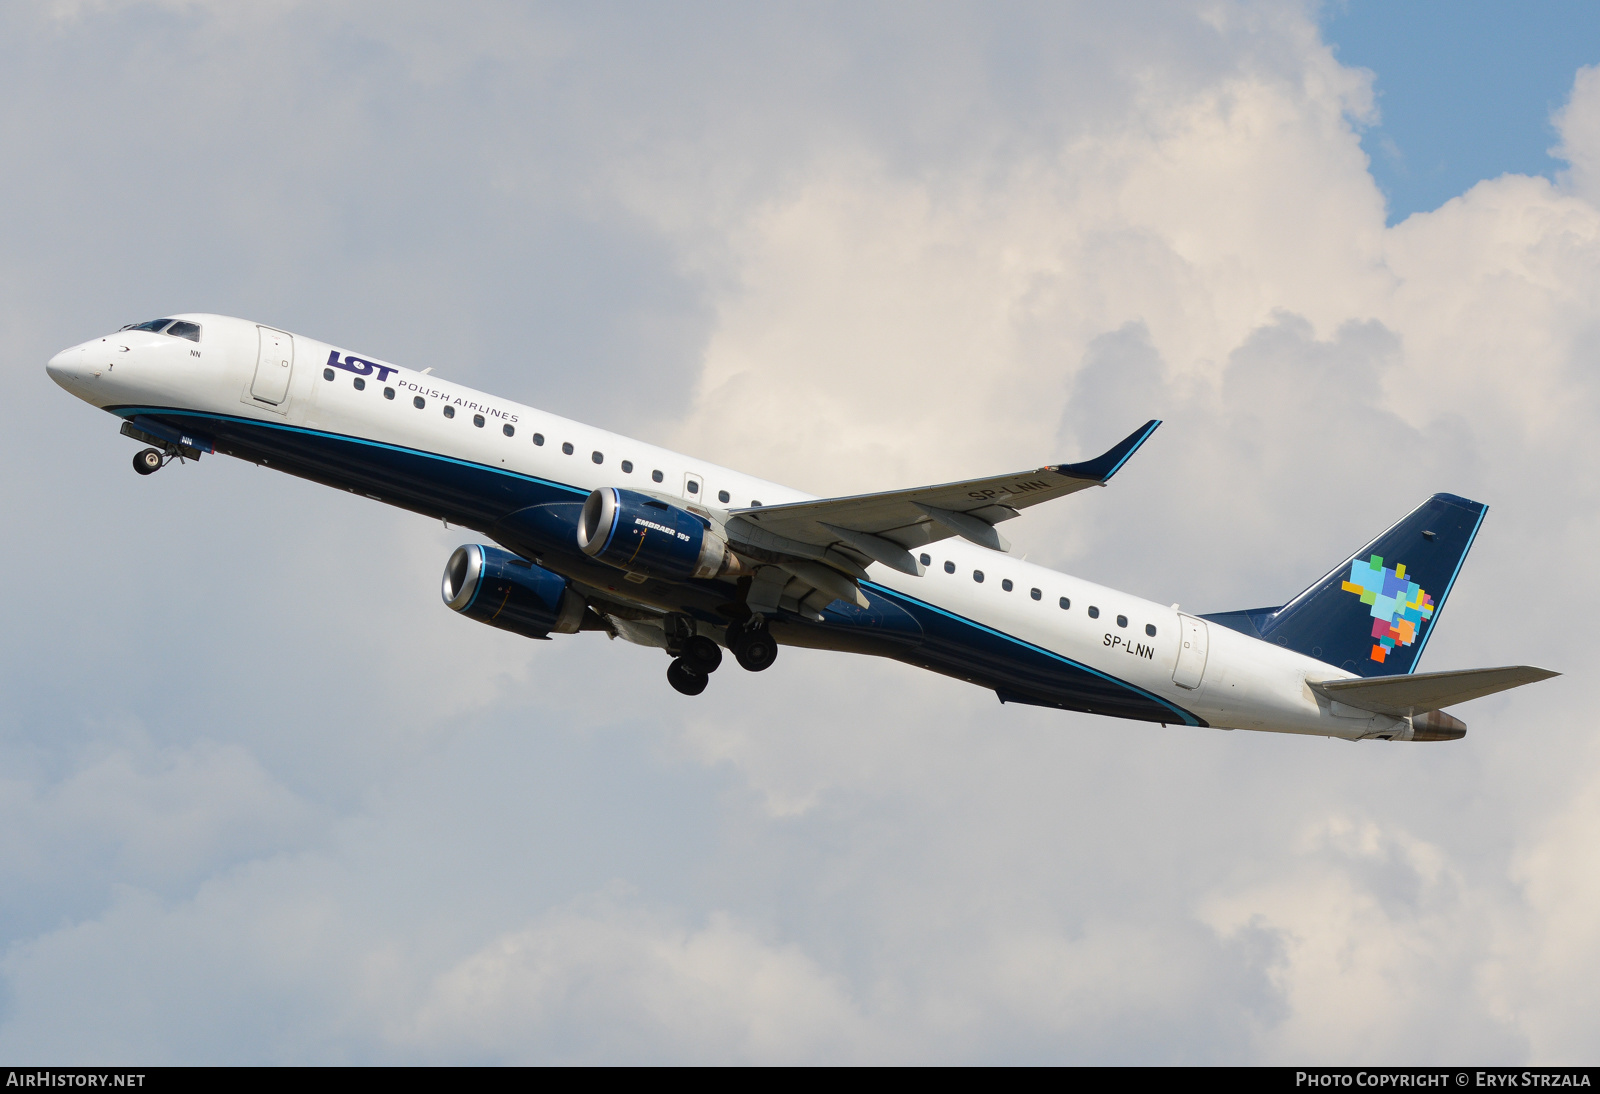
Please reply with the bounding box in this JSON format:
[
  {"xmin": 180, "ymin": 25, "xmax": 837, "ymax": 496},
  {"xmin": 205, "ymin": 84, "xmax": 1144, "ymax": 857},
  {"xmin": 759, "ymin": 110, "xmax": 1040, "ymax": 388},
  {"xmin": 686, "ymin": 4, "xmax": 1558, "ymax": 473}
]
[{"xmin": 1309, "ymin": 665, "xmax": 1559, "ymax": 716}]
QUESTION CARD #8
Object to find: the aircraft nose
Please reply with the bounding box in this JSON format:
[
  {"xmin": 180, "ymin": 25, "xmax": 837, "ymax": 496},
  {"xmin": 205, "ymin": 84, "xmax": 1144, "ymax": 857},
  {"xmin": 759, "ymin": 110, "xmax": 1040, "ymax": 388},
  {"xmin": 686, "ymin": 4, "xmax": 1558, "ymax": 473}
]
[
  {"xmin": 46, "ymin": 345, "xmax": 85, "ymax": 385},
  {"xmin": 46, "ymin": 341, "xmax": 106, "ymax": 389}
]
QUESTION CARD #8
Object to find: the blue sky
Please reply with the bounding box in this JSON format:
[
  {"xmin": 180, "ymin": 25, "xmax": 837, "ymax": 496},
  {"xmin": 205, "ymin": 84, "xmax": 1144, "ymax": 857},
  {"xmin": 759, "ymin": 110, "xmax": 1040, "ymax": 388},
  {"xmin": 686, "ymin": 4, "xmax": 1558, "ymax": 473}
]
[{"xmin": 1324, "ymin": 0, "xmax": 1600, "ymax": 222}]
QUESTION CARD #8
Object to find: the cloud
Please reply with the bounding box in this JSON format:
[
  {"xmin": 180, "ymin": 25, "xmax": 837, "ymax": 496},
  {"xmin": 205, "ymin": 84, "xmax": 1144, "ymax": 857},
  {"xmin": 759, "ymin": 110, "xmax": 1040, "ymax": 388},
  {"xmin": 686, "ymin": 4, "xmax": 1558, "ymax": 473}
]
[
  {"xmin": 1, "ymin": 0, "xmax": 1597, "ymax": 1065},
  {"xmin": 1553, "ymin": 64, "xmax": 1600, "ymax": 205},
  {"xmin": 404, "ymin": 896, "xmax": 867, "ymax": 1064},
  {"xmin": 1202, "ymin": 814, "xmax": 1524, "ymax": 1063}
]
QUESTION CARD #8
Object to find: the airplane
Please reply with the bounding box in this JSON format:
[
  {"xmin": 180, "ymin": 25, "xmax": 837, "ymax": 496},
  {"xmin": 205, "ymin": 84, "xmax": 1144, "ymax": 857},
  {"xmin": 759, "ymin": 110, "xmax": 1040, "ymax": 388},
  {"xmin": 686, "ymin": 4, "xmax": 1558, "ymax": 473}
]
[{"xmin": 46, "ymin": 314, "xmax": 1558, "ymax": 742}]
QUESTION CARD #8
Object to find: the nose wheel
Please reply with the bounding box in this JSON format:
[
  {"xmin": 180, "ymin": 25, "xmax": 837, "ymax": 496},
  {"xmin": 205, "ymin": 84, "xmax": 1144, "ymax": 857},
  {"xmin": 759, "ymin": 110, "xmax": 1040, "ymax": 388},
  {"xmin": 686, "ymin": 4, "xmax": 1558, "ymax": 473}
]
[{"xmin": 132, "ymin": 448, "xmax": 164, "ymax": 475}]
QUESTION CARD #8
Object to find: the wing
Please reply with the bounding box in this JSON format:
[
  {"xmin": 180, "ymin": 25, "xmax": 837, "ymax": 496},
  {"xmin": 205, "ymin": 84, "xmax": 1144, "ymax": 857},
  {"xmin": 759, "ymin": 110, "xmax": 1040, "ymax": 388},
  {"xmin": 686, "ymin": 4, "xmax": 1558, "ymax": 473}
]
[
  {"xmin": 727, "ymin": 419, "xmax": 1160, "ymax": 572},
  {"xmin": 722, "ymin": 420, "xmax": 1159, "ymax": 617}
]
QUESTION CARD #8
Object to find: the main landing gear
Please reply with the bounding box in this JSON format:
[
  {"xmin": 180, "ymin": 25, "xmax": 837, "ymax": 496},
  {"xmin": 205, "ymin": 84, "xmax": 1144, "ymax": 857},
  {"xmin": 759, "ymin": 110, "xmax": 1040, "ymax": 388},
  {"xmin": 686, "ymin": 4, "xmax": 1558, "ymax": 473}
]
[
  {"xmin": 730, "ymin": 617, "xmax": 778, "ymax": 672},
  {"xmin": 666, "ymin": 634, "xmax": 722, "ymax": 696},
  {"xmin": 663, "ymin": 616, "xmax": 778, "ymax": 696}
]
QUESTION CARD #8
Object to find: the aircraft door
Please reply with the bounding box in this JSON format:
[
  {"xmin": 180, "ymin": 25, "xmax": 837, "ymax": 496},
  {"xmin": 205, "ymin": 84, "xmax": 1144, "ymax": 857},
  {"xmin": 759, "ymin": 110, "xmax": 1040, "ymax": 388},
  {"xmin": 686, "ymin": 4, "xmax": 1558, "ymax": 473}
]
[
  {"xmin": 683, "ymin": 471, "xmax": 703, "ymax": 501},
  {"xmin": 251, "ymin": 326, "xmax": 295, "ymax": 405},
  {"xmin": 1173, "ymin": 614, "xmax": 1209, "ymax": 690}
]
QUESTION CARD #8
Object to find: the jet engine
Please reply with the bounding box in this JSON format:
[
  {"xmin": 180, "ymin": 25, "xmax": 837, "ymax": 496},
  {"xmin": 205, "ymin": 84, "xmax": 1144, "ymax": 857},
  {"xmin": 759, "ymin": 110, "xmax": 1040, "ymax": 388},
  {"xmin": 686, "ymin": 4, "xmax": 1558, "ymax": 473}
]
[
  {"xmin": 576, "ymin": 488, "xmax": 745, "ymax": 581},
  {"xmin": 441, "ymin": 544, "xmax": 586, "ymax": 639}
]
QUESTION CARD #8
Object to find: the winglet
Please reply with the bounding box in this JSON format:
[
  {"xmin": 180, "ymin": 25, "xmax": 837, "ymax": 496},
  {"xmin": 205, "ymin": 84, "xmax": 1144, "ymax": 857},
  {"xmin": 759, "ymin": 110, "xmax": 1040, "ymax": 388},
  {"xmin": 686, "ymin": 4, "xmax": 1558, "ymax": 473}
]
[{"xmin": 1056, "ymin": 420, "xmax": 1161, "ymax": 482}]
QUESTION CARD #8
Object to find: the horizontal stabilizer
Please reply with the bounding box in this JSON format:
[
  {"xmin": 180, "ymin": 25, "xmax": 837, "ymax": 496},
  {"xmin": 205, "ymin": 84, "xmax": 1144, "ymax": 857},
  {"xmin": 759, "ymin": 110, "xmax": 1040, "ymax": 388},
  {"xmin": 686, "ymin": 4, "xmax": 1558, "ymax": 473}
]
[{"xmin": 1309, "ymin": 665, "xmax": 1559, "ymax": 717}]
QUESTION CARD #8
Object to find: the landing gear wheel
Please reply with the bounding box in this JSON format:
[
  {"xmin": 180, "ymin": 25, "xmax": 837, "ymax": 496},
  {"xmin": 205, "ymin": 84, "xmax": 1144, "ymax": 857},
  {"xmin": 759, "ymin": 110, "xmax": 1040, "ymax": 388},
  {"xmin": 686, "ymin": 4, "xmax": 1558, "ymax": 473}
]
[
  {"xmin": 731, "ymin": 622, "xmax": 778, "ymax": 672},
  {"xmin": 681, "ymin": 635, "xmax": 723, "ymax": 674},
  {"xmin": 666, "ymin": 658, "xmax": 708, "ymax": 696},
  {"xmin": 132, "ymin": 448, "xmax": 163, "ymax": 475}
]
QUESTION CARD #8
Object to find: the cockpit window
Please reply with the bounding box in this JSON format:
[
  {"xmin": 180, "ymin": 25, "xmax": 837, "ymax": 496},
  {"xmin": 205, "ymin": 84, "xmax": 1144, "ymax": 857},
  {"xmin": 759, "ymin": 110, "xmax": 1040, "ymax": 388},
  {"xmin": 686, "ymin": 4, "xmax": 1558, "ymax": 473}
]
[
  {"xmin": 166, "ymin": 321, "xmax": 201, "ymax": 342},
  {"xmin": 121, "ymin": 319, "xmax": 172, "ymax": 333}
]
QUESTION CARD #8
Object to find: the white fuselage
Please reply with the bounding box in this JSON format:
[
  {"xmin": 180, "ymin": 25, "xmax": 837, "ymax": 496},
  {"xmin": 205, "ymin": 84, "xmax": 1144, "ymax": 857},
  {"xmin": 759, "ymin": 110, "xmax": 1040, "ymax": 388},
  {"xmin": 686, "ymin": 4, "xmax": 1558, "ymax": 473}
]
[{"xmin": 47, "ymin": 314, "xmax": 1401, "ymax": 741}]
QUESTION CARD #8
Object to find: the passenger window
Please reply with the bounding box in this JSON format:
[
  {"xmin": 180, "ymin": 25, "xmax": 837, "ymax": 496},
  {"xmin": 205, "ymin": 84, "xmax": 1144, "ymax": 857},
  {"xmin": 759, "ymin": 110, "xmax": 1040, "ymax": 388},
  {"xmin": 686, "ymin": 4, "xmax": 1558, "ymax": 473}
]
[
  {"xmin": 1116, "ymin": 615, "xmax": 1128, "ymax": 628},
  {"xmin": 687, "ymin": 480, "xmax": 699, "ymax": 494},
  {"xmin": 652, "ymin": 470, "xmax": 664, "ymax": 483},
  {"xmin": 413, "ymin": 396, "xmax": 425, "ymax": 409},
  {"xmin": 444, "ymin": 405, "xmax": 455, "ymax": 419},
  {"xmin": 919, "ymin": 553, "xmax": 930, "ymax": 566},
  {"xmin": 622, "ymin": 460, "xmax": 633, "ymax": 473},
  {"xmin": 353, "ymin": 377, "xmax": 365, "ymax": 391},
  {"xmin": 1088, "ymin": 606, "xmax": 1100, "ymax": 619},
  {"xmin": 503, "ymin": 424, "xmax": 515, "ymax": 437},
  {"xmin": 944, "ymin": 561, "xmax": 955, "ymax": 574},
  {"xmin": 592, "ymin": 451, "xmax": 603, "ymax": 464},
  {"xmin": 562, "ymin": 442, "xmax": 574, "ymax": 455},
  {"xmin": 166, "ymin": 321, "xmax": 201, "ymax": 342},
  {"xmin": 1001, "ymin": 579, "xmax": 1013, "ymax": 592},
  {"xmin": 384, "ymin": 387, "xmax": 395, "ymax": 400},
  {"xmin": 718, "ymin": 490, "xmax": 730, "ymax": 503},
  {"xmin": 1059, "ymin": 597, "xmax": 1070, "ymax": 610},
  {"xmin": 973, "ymin": 570, "xmax": 984, "ymax": 583},
  {"xmin": 473, "ymin": 414, "xmax": 485, "ymax": 428},
  {"xmin": 751, "ymin": 500, "xmax": 762, "ymax": 506},
  {"xmin": 1030, "ymin": 588, "xmax": 1041, "ymax": 601},
  {"xmin": 1145, "ymin": 624, "xmax": 1157, "ymax": 637},
  {"xmin": 323, "ymin": 368, "xmax": 335, "ymax": 381},
  {"xmin": 533, "ymin": 433, "xmax": 544, "ymax": 446}
]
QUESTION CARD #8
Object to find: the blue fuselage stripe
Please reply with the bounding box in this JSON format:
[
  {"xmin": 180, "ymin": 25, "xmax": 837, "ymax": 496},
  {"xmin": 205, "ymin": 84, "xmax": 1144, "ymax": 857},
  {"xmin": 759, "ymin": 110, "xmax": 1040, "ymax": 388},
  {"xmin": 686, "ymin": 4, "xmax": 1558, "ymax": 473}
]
[
  {"xmin": 111, "ymin": 405, "xmax": 590, "ymax": 499},
  {"xmin": 862, "ymin": 580, "xmax": 1201, "ymax": 725}
]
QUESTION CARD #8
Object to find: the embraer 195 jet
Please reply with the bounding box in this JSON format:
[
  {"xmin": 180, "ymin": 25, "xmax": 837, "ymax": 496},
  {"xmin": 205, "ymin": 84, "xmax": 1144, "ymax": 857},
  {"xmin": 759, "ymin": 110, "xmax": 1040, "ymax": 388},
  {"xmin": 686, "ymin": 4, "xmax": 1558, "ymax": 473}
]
[{"xmin": 48, "ymin": 315, "xmax": 1557, "ymax": 741}]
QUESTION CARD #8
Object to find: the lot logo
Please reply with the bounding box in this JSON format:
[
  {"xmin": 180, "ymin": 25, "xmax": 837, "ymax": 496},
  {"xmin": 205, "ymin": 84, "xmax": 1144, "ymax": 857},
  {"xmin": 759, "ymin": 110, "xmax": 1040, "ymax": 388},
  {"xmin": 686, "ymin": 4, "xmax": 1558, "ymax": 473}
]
[
  {"xmin": 1341, "ymin": 555, "xmax": 1434, "ymax": 663},
  {"xmin": 326, "ymin": 350, "xmax": 397, "ymax": 383}
]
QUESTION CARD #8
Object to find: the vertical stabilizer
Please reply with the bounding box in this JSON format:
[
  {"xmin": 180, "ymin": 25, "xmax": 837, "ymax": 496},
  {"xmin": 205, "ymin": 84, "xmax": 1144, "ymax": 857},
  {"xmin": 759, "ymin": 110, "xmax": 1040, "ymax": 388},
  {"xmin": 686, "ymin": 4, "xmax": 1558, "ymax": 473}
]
[{"xmin": 1205, "ymin": 494, "xmax": 1487, "ymax": 677}]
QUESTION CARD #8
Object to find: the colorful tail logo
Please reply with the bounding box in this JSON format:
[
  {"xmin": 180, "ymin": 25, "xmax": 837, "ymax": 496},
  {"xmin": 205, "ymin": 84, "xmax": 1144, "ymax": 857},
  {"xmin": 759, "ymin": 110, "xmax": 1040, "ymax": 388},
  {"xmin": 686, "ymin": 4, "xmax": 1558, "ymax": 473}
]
[{"xmin": 1341, "ymin": 555, "xmax": 1434, "ymax": 663}]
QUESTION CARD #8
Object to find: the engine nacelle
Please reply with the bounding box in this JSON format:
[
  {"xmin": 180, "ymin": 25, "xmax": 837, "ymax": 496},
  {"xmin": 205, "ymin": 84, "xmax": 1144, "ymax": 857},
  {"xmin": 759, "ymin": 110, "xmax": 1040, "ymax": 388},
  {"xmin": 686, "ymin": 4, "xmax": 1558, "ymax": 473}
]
[
  {"xmin": 576, "ymin": 487, "xmax": 743, "ymax": 580},
  {"xmin": 441, "ymin": 544, "xmax": 585, "ymax": 639}
]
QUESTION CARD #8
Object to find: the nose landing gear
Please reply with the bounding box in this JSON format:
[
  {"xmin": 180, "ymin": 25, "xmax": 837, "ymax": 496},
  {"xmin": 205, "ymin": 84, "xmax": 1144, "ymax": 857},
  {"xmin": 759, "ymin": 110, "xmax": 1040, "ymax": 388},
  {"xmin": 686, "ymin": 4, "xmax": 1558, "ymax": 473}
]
[{"xmin": 121, "ymin": 421, "xmax": 204, "ymax": 476}]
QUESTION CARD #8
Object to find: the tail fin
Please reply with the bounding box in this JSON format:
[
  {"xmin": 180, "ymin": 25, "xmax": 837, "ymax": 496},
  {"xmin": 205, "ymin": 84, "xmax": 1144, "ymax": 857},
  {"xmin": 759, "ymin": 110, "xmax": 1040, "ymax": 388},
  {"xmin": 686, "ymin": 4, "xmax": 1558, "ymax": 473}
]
[{"xmin": 1203, "ymin": 493, "xmax": 1487, "ymax": 677}]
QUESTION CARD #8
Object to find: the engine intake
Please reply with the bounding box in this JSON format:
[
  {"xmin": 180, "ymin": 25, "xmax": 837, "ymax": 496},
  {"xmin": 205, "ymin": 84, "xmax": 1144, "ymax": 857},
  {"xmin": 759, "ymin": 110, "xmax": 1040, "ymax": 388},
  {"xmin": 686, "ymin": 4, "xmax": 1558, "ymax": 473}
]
[
  {"xmin": 576, "ymin": 488, "xmax": 744, "ymax": 580},
  {"xmin": 442, "ymin": 544, "xmax": 585, "ymax": 639}
]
